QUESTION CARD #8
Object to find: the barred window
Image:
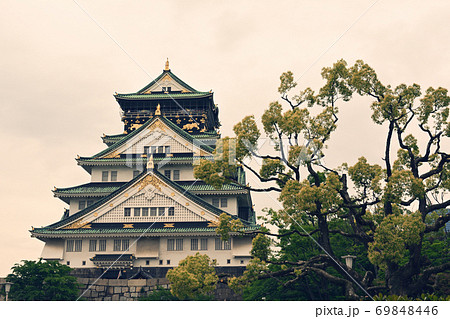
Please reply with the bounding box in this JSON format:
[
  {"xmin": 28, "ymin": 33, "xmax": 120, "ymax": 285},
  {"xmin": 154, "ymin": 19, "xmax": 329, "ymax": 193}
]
[
  {"xmin": 212, "ymin": 198, "xmax": 220, "ymax": 207},
  {"xmin": 158, "ymin": 207, "xmax": 165, "ymax": 216},
  {"xmin": 111, "ymin": 171, "xmax": 118, "ymax": 181},
  {"xmin": 122, "ymin": 239, "xmax": 129, "ymax": 251},
  {"xmin": 66, "ymin": 240, "xmax": 74, "ymax": 252},
  {"xmin": 215, "ymin": 238, "xmax": 231, "ymax": 250},
  {"xmin": 133, "ymin": 170, "xmax": 141, "ymax": 178},
  {"xmin": 134, "ymin": 208, "xmax": 141, "ymax": 217},
  {"xmin": 150, "ymin": 207, "xmax": 157, "ymax": 216},
  {"xmin": 158, "ymin": 146, "xmax": 164, "ymax": 153},
  {"xmin": 102, "ymin": 171, "xmax": 109, "ymax": 181},
  {"xmin": 74, "ymin": 240, "xmax": 82, "ymax": 252},
  {"xmin": 220, "ymin": 198, "xmax": 228, "ymax": 208},
  {"xmin": 89, "ymin": 240, "xmax": 97, "ymax": 252},
  {"xmin": 164, "ymin": 170, "xmax": 171, "ymax": 179},
  {"xmin": 124, "ymin": 208, "xmax": 131, "ymax": 217},
  {"xmin": 165, "ymin": 146, "xmax": 171, "ymax": 154},
  {"xmin": 78, "ymin": 201, "xmax": 86, "ymax": 210},
  {"xmin": 176, "ymin": 239, "xmax": 183, "ymax": 251},
  {"xmin": 142, "ymin": 208, "xmax": 149, "ymax": 217},
  {"xmin": 191, "ymin": 238, "xmax": 198, "ymax": 250},
  {"xmin": 99, "ymin": 240, "xmax": 107, "ymax": 251},
  {"xmin": 167, "ymin": 239, "xmax": 175, "ymax": 251},
  {"xmin": 87, "ymin": 200, "xmax": 94, "ymax": 207},
  {"xmin": 173, "ymin": 170, "xmax": 180, "ymax": 181},
  {"xmin": 113, "ymin": 239, "xmax": 121, "ymax": 251},
  {"xmin": 168, "ymin": 207, "xmax": 175, "ymax": 216},
  {"xmin": 200, "ymin": 238, "xmax": 208, "ymax": 250}
]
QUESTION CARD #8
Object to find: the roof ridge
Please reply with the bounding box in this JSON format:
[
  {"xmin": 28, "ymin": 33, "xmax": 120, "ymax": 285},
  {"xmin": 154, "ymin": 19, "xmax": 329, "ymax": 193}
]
[{"xmin": 132, "ymin": 70, "xmax": 199, "ymax": 95}]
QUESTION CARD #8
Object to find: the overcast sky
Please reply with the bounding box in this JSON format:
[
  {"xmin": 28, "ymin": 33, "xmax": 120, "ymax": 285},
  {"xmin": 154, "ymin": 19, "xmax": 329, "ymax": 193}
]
[{"xmin": 0, "ymin": 0, "xmax": 448, "ymax": 277}]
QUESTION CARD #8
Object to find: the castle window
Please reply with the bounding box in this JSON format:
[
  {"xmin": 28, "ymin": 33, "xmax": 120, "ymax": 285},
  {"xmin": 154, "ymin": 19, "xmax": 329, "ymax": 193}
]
[
  {"xmin": 167, "ymin": 260, "xmax": 170, "ymax": 265},
  {"xmin": 215, "ymin": 238, "xmax": 231, "ymax": 250},
  {"xmin": 66, "ymin": 240, "xmax": 74, "ymax": 252},
  {"xmin": 200, "ymin": 238, "xmax": 208, "ymax": 250},
  {"xmin": 165, "ymin": 146, "xmax": 171, "ymax": 154},
  {"xmin": 158, "ymin": 207, "xmax": 165, "ymax": 216},
  {"xmin": 227, "ymin": 259, "xmax": 231, "ymax": 264},
  {"xmin": 167, "ymin": 238, "xmax": 183, "ymax": 251},
  {"xmin": 102, "ymin": 171, "xmax": 109, "ymax": 181},
  {"xmin": 221, "ymin": 198, "xmax": 228, "ymax": 207},
  {"xmin": 111, "ymin": 171, "xmax": 118, "ymax": 181},
  {"xmin": 159, "ymin": 260, "xmax": 163, "ymax": 265},
  {"xmin": 133, "ymin": 170, "xmax": 141, "ymax": 178},
  {"xmin": 74, "ymin": 240, "xmax": 82, "ymax": 252},
  {"xmin": 87, "ymin": 200, "xmax": 94, "ymax": 207},
  {"xmin": 146, "ymin": 260, "xmax": 150, "ymax": 265},
  {"xmin": 164, "ymin": 170, "xmax": 171, "ymax": 179},
  {"xmin": 113, "ymin": 239, "xmax": 121, "ymax": 251},
  {"xmin": 82, "ymin": 261, "xmax": 86, "ymax": 266},
  {"xmin": 158, "ymin": 146, "xmax": 164, "ymax": 153},
  {"xmin": 99, "ymin": 240, "xmax": 107, "ymax": 251},
  {"xmin": 142, "ymin": 208, "xmax": 149, "ymax": 216},
  {"xmin": 167, "ymin": 239, "xmax": 175, "ymax": 251},
  {"xmin": 79, "ymin": 201, "xmax": 86, "ymax": 210},
  {"xmin": 212, "ymin": 198, "xmax": 220, "ymax": 207},
  {"xmin": 150, "ymin": 207, "xmax": 157, "ymax": 216},
  {"xmin": 176, "ymin": 239, "xmax": 183, "ymax": 251},
  {"xmin": 173, "ymin": 170, "xmax": 180, "ymax": 181},
  {"xmin": 67, "ymin": 261, "xmax": 70, "ymax": 266},
  {"xmin": 89, "ymin": 240, "xmax": 97, "ymax": 252},
  {"xmin": 144, "ymin": 146, "xmax": 149, "ymax": 154},
  {"xmin": 122, "ymin": 239, "xmax": 129, "ymax": 251},
  {"xmin": 124, "ymin": 208, "xmax": 131, "ymax": 217},
  {"xmin": 168, "ymin": 207, "xmax": 175, "ymax": 216},
  {"xmin": 191, "ymin": 238, "xmax": 198, "ymax": 250},
  {"xmin": 134, "ymin": 208, "xmax": 141, "ymax": 217}
]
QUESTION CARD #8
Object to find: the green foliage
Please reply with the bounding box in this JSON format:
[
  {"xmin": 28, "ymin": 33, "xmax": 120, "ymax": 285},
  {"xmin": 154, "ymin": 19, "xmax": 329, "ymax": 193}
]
[
  {"xmin": 215, "ymin": 213, "xmax": 244, "ymax": 241},
  {"xmin": 368, "ymin": 213, "xmax": 425, "ymax": 269},
  {"xmin": 373, "ymin": 293, "xmax": 450, "ymax": 301},
  {"xmin": 138, "ymin": 286, "xmax": 179, "ymax": 301},
  {"xmin": 6, "ymin": 259, "xmax": 80, "ymax": 301},
  {"xmin": 166, "ymin": 253, "xmax": 218, "ymax": 300},
  {"xmin": 250, "ymin": 234, "xmax": 272, "ymax": 261},
  {"xmin": 194, "ymin": 58, "xmax": 450, "ymax": 299}
]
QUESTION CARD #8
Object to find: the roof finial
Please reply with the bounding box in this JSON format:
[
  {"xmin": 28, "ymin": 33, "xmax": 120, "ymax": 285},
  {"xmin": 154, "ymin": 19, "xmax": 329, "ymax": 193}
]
[
  {"xmin": 164, "ymin": 58, "xmax": 170, "ymax": 71},
  {"xmin": 155, "ymin": 103, "xmax": 161, "ymax": 115}
]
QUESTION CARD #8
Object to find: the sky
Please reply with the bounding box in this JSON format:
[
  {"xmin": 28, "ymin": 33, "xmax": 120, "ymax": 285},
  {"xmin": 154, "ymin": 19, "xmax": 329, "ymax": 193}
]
[{"xmin": 0, "ymin": 0, "xmax": 449, "ymax": 277}]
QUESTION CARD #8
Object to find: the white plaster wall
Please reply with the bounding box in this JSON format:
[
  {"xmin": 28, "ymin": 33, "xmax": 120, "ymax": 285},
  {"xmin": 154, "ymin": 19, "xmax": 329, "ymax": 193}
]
[
  {"xmin": 91, "ymin": 167, "xmax": 138, "ymax": 182},
  {"xmin": 50, "ymin": 236, "xmax": 252, "ymax": 268}
]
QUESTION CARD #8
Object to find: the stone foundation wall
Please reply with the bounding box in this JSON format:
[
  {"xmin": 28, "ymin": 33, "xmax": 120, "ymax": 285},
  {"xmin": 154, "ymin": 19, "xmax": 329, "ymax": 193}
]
[
  {"xmin": 0, "ymin": 276, "xmax": 241, "ymax": 301},
  {"xmin": 77, "ymin": 277, "xmax": 170, "ymax": 301}
]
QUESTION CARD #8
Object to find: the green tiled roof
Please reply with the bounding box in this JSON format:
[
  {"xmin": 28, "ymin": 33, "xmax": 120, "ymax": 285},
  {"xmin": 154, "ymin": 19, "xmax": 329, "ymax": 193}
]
[
  {"xmin": 115, "ymin": 92, "xmax": 212, "ymax": 100},
  {"xmin": 77, "ymin": 156, "xmax": 213, "ymax": 164},
  {"xmin": 54, "ymin": 180, "xmax": 244, "ymax": 197},
  {"xmin": 32, "ymin": 225, "xmax": 260, "ymax": 235},
  {"xmin": 85, "ymin": 116, "xmax": 214, "ymax": 160},
  {"xmin": 54, "ymin": 182, "xmax": 125, "ymax": 195}
]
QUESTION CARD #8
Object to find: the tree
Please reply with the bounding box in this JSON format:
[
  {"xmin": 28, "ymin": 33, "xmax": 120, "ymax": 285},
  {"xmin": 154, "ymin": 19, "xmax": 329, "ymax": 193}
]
[
  {"xmin": 166, "ymin": 253, "xmax": 218, "ymax": 300},
  {"xmin": 194, "ymin": 59, "xmax": 450, "ymax": 299},
  {"xmin": 6, "ymin": 259, "xmax": 80, "ymax": 301}
]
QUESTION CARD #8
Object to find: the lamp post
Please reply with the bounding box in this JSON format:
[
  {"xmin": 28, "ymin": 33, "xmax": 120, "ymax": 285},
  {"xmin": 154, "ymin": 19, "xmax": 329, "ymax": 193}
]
[
  {"xmin": 341, "ymin": 255, "xmax": 356, "ymax": 269},
  {"xmin": 4, "ymin": 282, "xmax": 11, "ymax": 301}
]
